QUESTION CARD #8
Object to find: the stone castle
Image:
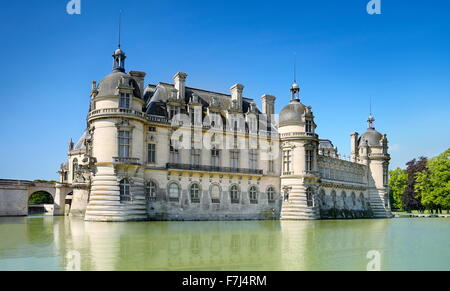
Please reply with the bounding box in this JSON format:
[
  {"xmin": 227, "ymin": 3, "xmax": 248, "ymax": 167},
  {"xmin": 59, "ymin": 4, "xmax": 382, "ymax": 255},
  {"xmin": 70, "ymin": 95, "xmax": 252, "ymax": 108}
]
[{"xmin": 56, "ymin": 44, "xmax": 391, "ymax": 221}]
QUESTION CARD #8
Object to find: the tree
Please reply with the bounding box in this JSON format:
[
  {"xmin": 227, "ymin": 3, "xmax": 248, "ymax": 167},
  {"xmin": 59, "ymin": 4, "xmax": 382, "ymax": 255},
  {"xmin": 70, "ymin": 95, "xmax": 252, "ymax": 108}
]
[
  {"xmin": 402, "ymin": 157, "xmax": 427, "ymax": 212},
  {"xmin": 389, "ymin": 167, "xmax": 407, "ymax": 211}
]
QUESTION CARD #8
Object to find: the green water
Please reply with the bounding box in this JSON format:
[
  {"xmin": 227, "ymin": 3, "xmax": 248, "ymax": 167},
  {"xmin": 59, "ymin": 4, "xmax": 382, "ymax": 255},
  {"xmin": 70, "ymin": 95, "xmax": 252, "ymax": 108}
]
[{"xmin": 0, "ymin": 216, "xmax": 449, "ymax": 271}]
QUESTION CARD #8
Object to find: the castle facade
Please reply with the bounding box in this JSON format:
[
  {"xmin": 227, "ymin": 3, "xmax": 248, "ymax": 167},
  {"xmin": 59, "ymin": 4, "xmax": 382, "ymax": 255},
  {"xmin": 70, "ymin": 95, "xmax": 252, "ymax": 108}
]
[{"xmin": 59, "ymin": 45, "xmax": 392, "ymax": 221}]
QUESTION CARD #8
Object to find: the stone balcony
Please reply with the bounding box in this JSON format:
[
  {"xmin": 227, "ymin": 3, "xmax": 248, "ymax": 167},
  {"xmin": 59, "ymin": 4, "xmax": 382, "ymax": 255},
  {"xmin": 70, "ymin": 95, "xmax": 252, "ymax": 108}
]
[
  {"xmin": 113, "ymin": 157, "xmax": 141, "ymax": 165},
  {"xmin": 166, "ymin": 163, "xmax": 263, "ymax": 175},
  {"xmin": 280, "ymin": 132, "xmax": 318, "ymax": 139}
]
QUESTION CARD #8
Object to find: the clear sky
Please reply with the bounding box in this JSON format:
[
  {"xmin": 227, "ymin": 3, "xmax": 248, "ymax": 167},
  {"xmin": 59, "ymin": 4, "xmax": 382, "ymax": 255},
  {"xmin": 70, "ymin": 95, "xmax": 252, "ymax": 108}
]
[{"xmin": 0, "ymin": 0, "xmax": 449, "ymax": 181}]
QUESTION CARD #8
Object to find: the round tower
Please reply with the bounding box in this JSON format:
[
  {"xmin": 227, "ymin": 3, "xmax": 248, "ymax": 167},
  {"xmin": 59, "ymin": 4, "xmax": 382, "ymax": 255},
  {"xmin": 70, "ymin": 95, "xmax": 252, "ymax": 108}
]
[
  {"xmin": 279, "ymin": 82, "xmax": 320, "ymax": 220},
  {"xmin": 84, "ymin": 45, "xmax": 148, "ymax": 221},
  {"xmin": 358, "ymin": 114, "xmax": 391, "ymax": 218}
]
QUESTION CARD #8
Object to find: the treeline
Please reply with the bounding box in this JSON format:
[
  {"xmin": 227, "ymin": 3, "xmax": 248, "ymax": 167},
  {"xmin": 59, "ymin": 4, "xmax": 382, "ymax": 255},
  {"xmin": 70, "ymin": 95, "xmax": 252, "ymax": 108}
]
[{"xmin": 389, "ymin": 148, "xmax": 450, "ymax": 213}]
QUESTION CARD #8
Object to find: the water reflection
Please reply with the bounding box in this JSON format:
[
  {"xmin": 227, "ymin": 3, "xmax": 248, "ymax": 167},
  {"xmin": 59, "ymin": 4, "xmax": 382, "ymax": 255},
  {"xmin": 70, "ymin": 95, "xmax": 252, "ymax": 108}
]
[{"xmin": 2, "ymin": 216, "xmax": 438, "ymax": 271}]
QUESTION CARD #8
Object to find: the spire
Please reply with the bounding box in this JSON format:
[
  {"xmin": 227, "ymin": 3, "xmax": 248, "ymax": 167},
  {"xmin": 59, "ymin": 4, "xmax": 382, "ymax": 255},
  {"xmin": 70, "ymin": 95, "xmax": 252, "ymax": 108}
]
[
  {"xmin": 290, "ymin": 54, "xmax": 300, "ymax": 101},
  {"xmin": 367, "ymin": 96, "xmax": 375, "ymax": 128},
  {"xmin": 112, "ymin": 11, "xmax": 126, "ymax": 73}
]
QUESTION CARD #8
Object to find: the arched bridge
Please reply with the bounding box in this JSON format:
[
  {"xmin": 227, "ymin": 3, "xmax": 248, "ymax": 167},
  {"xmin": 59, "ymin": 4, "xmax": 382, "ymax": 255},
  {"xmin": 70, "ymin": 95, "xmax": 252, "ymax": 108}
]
[{"xmin": 0, "ymin": 179, "xmax": 72, "ymax": 216}]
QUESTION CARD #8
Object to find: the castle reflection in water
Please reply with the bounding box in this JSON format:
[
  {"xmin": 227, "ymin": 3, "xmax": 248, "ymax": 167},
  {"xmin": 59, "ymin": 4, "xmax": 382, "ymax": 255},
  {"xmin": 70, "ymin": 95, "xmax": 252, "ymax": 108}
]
[{"xmin": 0, "ymin": 217, "xmax": 392, "ymax": 271}]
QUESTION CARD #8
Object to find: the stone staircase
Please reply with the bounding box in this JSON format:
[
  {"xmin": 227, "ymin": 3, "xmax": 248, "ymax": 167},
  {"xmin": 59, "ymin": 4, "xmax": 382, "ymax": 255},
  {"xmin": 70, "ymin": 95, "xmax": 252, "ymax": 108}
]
[{"xmin": 369, "ymin": 191, "xmax": 392, "ymax": 218}]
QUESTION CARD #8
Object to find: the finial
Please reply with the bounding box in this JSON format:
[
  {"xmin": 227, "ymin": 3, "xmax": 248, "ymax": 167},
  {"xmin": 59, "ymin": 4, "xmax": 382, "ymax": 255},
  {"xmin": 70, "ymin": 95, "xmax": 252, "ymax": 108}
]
[
  {"xmin": 367, "ymin": 96, "xmax": 375, "ymax": 128},
  {"xmin": 118, "ymin": 10, "xmax": 122, "ymax": 48}
]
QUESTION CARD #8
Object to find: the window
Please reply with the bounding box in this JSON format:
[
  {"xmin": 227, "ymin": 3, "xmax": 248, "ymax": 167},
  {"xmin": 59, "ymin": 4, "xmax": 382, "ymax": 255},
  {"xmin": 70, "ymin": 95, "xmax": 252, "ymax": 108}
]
[
  {"xmin": 168, "ymin": 183, "xmax": 180, "ymax": 202},
  {"xmin": 119, "ymin": 93, "xmax": 130, "ymax": 108},
  {"xmin": 249, "ymin": 149, "xmax": 258, "ymax": 170},
  {"xmin": 351, "ymin": 192, "xmax": 356, "ymax": 206},
  {"xmin": 147, "ymin": 143, "xmax": 156, "ymax": 163},
  {"xmin": 306, "ymin": 149, "xmax": 314, "ymax": 172},
  {"xmin": 230, "ymin": 149, "xmax": 240, "ymax": 169},
  {"xmin": 211, "ymin": 148, "xmax": 220, "ymax": 167},
  {"xmin": 283, "ymin": 150, "xmax": 292, "ymax": 175},
  {"xmin": 230, "ymin": 185, "xmax": 239, "ymax": 204},
  {"xmin": 148, "ymin": 127, "xmax": 156, "ymax": 132},
  {"xmin": 146, "ymin": 181, "xmax": 157, "ymax": 201},
  {"xmin": 267, "ymin": 187, "xmax": 275, "ymax": 203},
  {"xmin": 341, "ymin": 191, "xmax": 347, "ymax": 208},
  {"xmin": 72, "ymin": 158, "xmax": 78, "ymax": 181},
  {"xmin": 190, "ymin": 184, "xmax": 200, "ymax": 203},
  {"xmin": 383, "ymin": 164, "xmax": 389, "ymax": 185},
  {"xmin": 118, "ymin": 131, "xmax": 130, "ymax": 158},
  {"xmin": 306, "ymin": 188, "xmax": 314, "ymax": 207},
  {"xmin": 169, "ymin": 140, "xmax": 179, "ymax": 163},
  {"xmin": 331, "ymin": 190, "xmax": 337, "ymax": 207},
  {"xmin": 191, "ymin": 149, "xmax": 201, "ymax": 166},
  {"xmin": 119, "ymin": 179, "xmax": 131, "ymax": 202},
  {"xmin": 210, "ymin": 185, "xmax": 220, "ymax": 203},
  {"xmin": 306, "ymin": 120, "xmax": 313, "ymax": 133},
  {"xmin": 320, "ymin": 189, "xmax": 326, "ymax": 206},
  {"xmin": 249, "ymin": 186, "xmax": 258, "ymax": 204},
  {"xmin": 268, "ymin": 159, "xmax": 275, "ymax": 172}
]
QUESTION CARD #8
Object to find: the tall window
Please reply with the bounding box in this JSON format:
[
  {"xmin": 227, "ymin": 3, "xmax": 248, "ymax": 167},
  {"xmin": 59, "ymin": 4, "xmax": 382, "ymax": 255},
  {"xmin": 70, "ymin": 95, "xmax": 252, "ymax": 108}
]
[
  {"xmin": 320, "ymin": 189, "xmax": 326, "ymax": 206},
  {"xmin": 210, "ymin": 185, "xmax": 221, "ymax": 203},
  {"xmin": 341, "ymin": 191, "xmax": 347, "ymax": 208},
  {"xmin": 306, "ymin": 149, "xmax": 314, "ymax": 172},
  {"xmin": 191, "ymin": 149, "xmax": 201, "ymax": 166},
  {"xmin": 267, "ymin": 187, "xmax": 275, "ymax": 202},
  {"xmin": 383, "ymin": 164, "xmax": 389, "ymax": 185},
  {"xmin": 168, "ymin": 183, "xmax": 180, "ymax": 202},
  {"xmin": 147, "ymin": 143, "xmax": 156, "ymax": 163},
  {"xmin": 305, "ymin": 120, "xmax": 313, "ymax": 133},
  {"xmin": 360, "ymin": 193, "xmax": 365, "ymax": 208},
  {"xmin": 331, "ymin": 190, "xmax": 337, "ymax": 207},
  {"xmin": 249, "ymin": 149, "xmax": 258, "ymax": 170},
  {"xmin": 72, "ymin": 158, "xmax": 78, "ymax": 181},
  {"xmin": 146, "ymin": 181, "xmax": 157, "ymax": 201},
  {"xmin": 230, "ymin": 185, "xmax": 239, "ymax": 204},
  {"xmin": 268, "ymin": 159, "xmax": 275, "ymax": 172},
  {"xmin": 306, "ymin": 188, "xmax": 314, "ymax": 207},
  {"xmin": 169, "ymin": 140, "xmax": 179, "ymax": 163},
  {"xmin": 119, "ymin": 93, "xmax": 131, "ymax": 108},
  {"xmin": 283, "ymin": 150, "xmax": 292, "ymax": 175},
  {"xmin": 351, "ymin": 192, "xmax": 356, "ymax": 206},
  {"xmin": 249, "ymin": 186, "xmax": 258, "ymax": 204},
  {"xmin": 119, "ymin": 179, "xmax": 131, "ymax": 202},
  {"xmin": 190, "ymin": 184, "xmax": 200, "ymax": 203},
  {"xmin": 230, "ymin": 149, "xmax": 240, "ymax": 169},
  {"xmin": 211, "ymin": 148, "xmax": 220, "ymax": 167},
  {"xmin": 118, "ymin": 131, "xmax": 130, "ymax": 158}
]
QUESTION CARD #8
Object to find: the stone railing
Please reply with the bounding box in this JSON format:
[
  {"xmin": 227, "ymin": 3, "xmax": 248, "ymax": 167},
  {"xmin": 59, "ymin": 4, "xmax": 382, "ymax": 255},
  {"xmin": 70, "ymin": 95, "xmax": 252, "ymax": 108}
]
[
  {"xmin": 88, "ymin": 108, "xmax": 147, "ymax": 120},
  {"xmin": 280, "ymin": 132, "xmax": 318, "ymax": 139},
  {"xmin": 166, "ymin": 163, "xmax": 263, "ymax": 175},
  {"xmin": 113, "ymin": 157, "xmax": 140, "ymax": 165}
]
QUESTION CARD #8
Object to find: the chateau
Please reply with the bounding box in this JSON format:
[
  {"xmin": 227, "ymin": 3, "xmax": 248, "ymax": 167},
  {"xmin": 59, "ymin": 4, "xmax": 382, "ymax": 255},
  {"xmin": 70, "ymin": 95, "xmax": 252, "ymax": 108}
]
[{"xmin": 57, "ymin": 44, "xmax": 392, "ymax": 221}]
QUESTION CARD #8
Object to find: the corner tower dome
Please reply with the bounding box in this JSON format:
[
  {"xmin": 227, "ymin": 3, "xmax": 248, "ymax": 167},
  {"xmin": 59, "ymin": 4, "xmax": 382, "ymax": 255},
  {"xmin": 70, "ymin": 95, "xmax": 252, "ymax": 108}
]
[
  {"xmin": 279, "ymin": 82, "xmax": 306, "ymax": 127},
  {"xmin": 359, "ymin": 114, "xmax": 383, "ymax": 146}
]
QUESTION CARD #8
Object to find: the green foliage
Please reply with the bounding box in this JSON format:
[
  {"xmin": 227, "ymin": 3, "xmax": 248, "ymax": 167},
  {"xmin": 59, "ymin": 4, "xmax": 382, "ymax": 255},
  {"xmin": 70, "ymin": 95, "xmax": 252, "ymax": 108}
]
[
  {"xmin": 389, "ymin": 167, "xmax": 408, "ymax": 211},
  {"xmin": 28, "ymin": 191, "xmax": 54, "ymax": 205},
  {"xmin": 415, "ymin": 148, "xmax": 450, "ymax": 211}
]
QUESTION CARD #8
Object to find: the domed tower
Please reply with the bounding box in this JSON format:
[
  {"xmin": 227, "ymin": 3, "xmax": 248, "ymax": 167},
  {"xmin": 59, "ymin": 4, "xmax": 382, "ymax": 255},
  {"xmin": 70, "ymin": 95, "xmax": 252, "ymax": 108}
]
[
  {"xmin": 84, "ymin": 44, "xmax": 148, "ymax": 221},
  {"xmin": 279, "ymin": 82, "xmax": 320, "ymax": 220},
  {"xmin": 357, "ymin": 114, "xmax": 391, "ymax": 218}
]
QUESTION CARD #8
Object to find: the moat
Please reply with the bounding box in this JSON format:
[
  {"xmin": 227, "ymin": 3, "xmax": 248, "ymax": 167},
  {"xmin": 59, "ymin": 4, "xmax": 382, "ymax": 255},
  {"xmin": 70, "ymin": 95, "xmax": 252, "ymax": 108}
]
[{"xmin": 1, "ymin": 217, "xmax": 449, "ymax": 271}]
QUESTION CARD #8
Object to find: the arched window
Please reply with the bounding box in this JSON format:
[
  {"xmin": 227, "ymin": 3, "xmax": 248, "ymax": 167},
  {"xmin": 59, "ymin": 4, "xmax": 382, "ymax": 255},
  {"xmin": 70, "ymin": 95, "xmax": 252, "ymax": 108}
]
[
  {"xmin": 190, "ymin": 183, "xmax": 200, "ymax": 203},
  {"xmin": 249, "ymin": 186, "xmax": 258, "ymax": 204},
  {"xmin": 72, "ymin": 158, "xmax": 78, "ymax": 181},
  {"xmin": 320, "ymin": 189, "xmax": 326, "ymax": 206},
  {"xmin": 306, "ymin": 188, "xmax": 314, "ymax": 207},
  {"xmin": 267, "ymin": 187, "xmax": 275, "ymax": 203},
  {"xmin": 360, "ymin": 192, "xmax": 365, "ymax": 208},
  {"xmin": 331, "ymin": 190, "xmax": 337, "ymax": 207},
  {"xmin": 230, "ymin": 185, "xmax": 239, "ymax": 204},
  {"xmin": 351, "ymin": 192, "xmax": 356, "ymax": 206},
  {"xmin": 341, "ymin": 191, "xmax": 347, "ymax": 208},
  {"xmin": 210, "ymin": 184, "xmax": 220, "ymax": 204},
  {"xmin": 119, "ymin": 179, "xmax": 131, "ymax": 202},
  {"xmin": 168, "ymin": 183, "xmax": 180, "ymax": 202},
  {"xmin": 146, "ymin": 181, "xmax": 157, "ymax": 201}
]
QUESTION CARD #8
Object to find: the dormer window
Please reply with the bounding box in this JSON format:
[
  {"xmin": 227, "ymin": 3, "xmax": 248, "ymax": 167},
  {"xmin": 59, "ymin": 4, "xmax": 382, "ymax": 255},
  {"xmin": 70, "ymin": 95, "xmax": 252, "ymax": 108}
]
[
  {"xmin": 306, "ymin": 120, "xmax": 313, "ymax": 133},
  {"xmin": 119, "ymin": 93, "xmax": 131, "ymax": 108}
]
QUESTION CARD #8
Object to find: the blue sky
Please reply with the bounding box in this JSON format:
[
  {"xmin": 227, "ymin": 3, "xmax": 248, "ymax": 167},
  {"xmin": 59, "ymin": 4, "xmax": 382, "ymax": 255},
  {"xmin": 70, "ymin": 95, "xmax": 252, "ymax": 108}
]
[{"xmin": 0, "ymin": 0, "xmax": 449, "ymax": 180}]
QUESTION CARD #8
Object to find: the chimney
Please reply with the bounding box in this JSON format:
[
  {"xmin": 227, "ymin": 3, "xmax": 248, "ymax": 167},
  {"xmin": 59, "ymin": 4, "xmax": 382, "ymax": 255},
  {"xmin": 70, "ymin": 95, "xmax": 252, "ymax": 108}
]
[
  {"xmin": 350, "ymin": 132, "xmax": 359, "ymax": 162},
  {"xmin": 230, "ymin": 84, "xmax": 244, "ymax": 110},
  {"xmin": 173, "ymin": 72, "xmax": 187, "ymax": 100},
  {"xmin": 261, "ymin": 94, "xmax": 276, "ymax": 115}
]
